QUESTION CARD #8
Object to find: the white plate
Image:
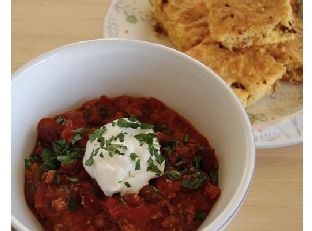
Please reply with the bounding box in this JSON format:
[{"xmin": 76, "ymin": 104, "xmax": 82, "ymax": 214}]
[{"xmin": 103, "ymin": 0, "xmax": 303, "ymax": 149}]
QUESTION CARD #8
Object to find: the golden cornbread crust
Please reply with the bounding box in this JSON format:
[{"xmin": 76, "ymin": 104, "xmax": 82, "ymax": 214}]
[
  {"xmin": 186, "ymin": 42, "xmax": 286, "ymax": 107},
  {"xmin": 152, "ymin": 0, "xmax": 210, "ymax": 51},
  {"xmin": 205, "ymin": 0, "xmax": 295, "ymax": 49},
  {"xmin": 265, "ymin": 16, "xmax": 303, "ymax": 83}
]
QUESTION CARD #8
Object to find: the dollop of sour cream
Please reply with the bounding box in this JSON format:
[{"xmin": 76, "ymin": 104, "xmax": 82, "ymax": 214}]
[{"xmin": 83, "ymin": 118, "xmax": 165, "ymax": 196}]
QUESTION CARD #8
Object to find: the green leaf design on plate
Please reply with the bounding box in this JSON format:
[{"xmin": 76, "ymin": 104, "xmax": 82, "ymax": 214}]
[{"xmin": 127, "ymin": 14, "xmax": 138, "ymax": 23}]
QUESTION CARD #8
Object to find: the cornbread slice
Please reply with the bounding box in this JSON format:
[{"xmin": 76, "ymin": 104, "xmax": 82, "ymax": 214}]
[
  {"xmin": 204, "ymin": 0, "xmax": 296, "ymax": 49},
  {"xmin": 152, "ymin": 0, "xmax": 210, "ymax": 51},
  {"xmin": 186, "ymin": 42, "xmax": 286, "ymax": 107},
  {"xmin": 265, "ymin": 16, "xmax": 303, "ymax": 83},
  {"xmin": 290, "ymin": 0, "xmax": 302, "ymax": 14}
]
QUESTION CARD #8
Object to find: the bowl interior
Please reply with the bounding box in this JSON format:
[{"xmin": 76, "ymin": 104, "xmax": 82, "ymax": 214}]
[{"xmin": 12, "ymin": 39, "xmax": 254, "ymax": 231}]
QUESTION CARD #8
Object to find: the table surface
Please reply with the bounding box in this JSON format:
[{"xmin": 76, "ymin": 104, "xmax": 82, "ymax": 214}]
[{"xmin": 12, "ymin": 0, "xmax": 303, "ymax": 230}]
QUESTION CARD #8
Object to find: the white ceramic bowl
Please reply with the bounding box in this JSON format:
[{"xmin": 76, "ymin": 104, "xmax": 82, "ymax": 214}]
[{"xmin": 12, "ymin": 39, "xmax": 255, "ymax": 231}]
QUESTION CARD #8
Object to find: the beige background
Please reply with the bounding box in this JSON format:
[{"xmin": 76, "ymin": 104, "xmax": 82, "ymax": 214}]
[{"xmin": 12, "ymin": 0, "xmax": 303, "ymax": 230}]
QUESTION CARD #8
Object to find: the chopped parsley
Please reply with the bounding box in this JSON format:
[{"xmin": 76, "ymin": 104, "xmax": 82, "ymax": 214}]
[
  {"xmin": 104, "ymin": 139, "xmax": 127, "ymax": 157},
  {"xmin": 135, "ymin": 159, "xmax": 141, "ymax": 170},
  {"xmin": 147, "ymin": 157, "xmax": 162, "ymax": 175},
  {"xmin": 182, "ymin": 171, "xmax": 206, "ymax": 190},
  {"xmin": 25, "ymin": 159, "xmax": 31, "ymax": 169},
  {"xmin": 116, "ymin": 132, "xmax": 126, "ymax": 142},
  {"xmin": 199, "ymin": 145, "xmax": 206, "ymax": 152},
  {"xmin": 194, "ymin": 211, "xmax": 207, "ymax": 223},
  {"xmin": 124, "ymin": 182, "xmax": 131, "ymax": 188},
  {"xmin": 130, "ymin": 152, "xmax": 139, "ymax": 161},
  {"xmin": 159, "ymin": 124, "xmax": 168, "ymax": 130},
  {"xmin": 67, "ymin": 196, "xmax": 78, "ymax": 212},
  {"xmin": 67, "ymin": 177, "xmax": 80, "ymax": 184},
  {"xmin": 116, "ymin": 118, "xmax": 154, "ymax": 129},
  {"xmin": 25, "ymin": 155, "xmax": 40, "ymax": 169},
  {"xmin": 72, "ymin": 127, "xmax": 88, "ymax": 134},
  {"xmin": 162, "ymin": 140, "xmax": 179, "ymax": 156},
  {"xmin": 41, "ymin": 148, "xmax": 58, "ymax": 170},
  {"xmin": 117, "ymin": 118, "xmax": 140, "ymax": 129},
  {"xmin": 153, "ymin": 150, "xmax": 165, "ymax": 164},
  {"xmin": 56, "ymin": 155, "xmax": 73, "ymax": 164},
  {"xmin": 208, "ymin": 169, "xmax": 219, "ymax": 185},
  {"xmin": 99, "ymin": 105, "xmax": 108, "ymax": 117},
  {"xmin": 56, "ymin": 117, "xmax": 66, "ymax": 125},
  {"xmin": 89, "ymin": 127, "xmax": 107, "ymax": 143},
  {"xmin": 135, "ymin": 133, "xmax": 156, "ymax": 146},
  {"xmin": 85, "ymin": 149, "xmax": 98, "ymax": 166},
  {"xmin": 51, "ymin": 139, "xmax": 82, "ymax": 165},
  {"xmin": 165, "ymin": 170, "xmax": 181, "ymax": 180},
  {"xmin": 193, "ymin": 155, "xmax": 202, "ymax": 170},
  {"xmin": 71, "ymin": 133, "xmax": 82, "ymax": 144},
  {"xmin": 183, "ymin": 135, "xmax": 189, "ymax": 144}
]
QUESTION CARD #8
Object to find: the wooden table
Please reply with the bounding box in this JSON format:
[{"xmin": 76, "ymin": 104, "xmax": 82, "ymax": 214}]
[{"xmin": 12, "ymin": 0, "xmax": 303, "ymax": 230}]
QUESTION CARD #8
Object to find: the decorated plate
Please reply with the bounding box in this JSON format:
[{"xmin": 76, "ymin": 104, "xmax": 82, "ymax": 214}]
[{"xmin": 103, "ymin": 0, "xmax": 303, "ymax": 149}]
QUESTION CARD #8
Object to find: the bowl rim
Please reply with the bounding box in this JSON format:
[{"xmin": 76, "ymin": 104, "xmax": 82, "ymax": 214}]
[{"xmin": 11, "ymin": 38, "xmax": 255, "ymax": 231}]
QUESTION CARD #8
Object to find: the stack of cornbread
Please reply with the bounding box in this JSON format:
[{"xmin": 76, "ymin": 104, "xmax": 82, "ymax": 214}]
[{"xmin": 153, "ymin": 0, "xmax": 303, "ymax": 108}]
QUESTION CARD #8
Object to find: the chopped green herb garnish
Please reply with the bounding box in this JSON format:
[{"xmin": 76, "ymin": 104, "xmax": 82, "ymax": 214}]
[
  {"xmin": 159, "ymin": 124, "xmax": 168, "ymax": 130},
  {"xmin": 99, "ymin": 105, "xmax": 108, "ymax": 117},
  {"xmin": 99, "ymin": 153, "xmax": 104, "ymax": 158},
  {"xmin": 37, "ymin": 165, "xmax": 45, "ymax": 177},
  {"xmin": 124, "ymin": 182, "xmax": 131, "ymax": 187},
  {"xmin": 193, "ymin": 155, "xmax": 202, "ymax": 170},
  {"xmin": 128, "ymin": 116, "xmax": 137, "ymax": 122},
  {"xmin": 135, "ymin": 159, "xmax": 141, "ymax": 170},
  {"xmin": 208, "ymin": 169, "xmax": 218, "ymax": 185},
  {"xmin": 140, "ymin": 123, "xmax": 154, "ymax": 129},
  {"xmin": 183, "ymin": 135, "xmax": 189, "ymax": 144},
  {"xmin": 134, "ymin": 133, "xmax": 156, "ymax": 146},
  {"xmin": 130, "ymin": 152, "xmax": 139, "ymax": 161},
  {"xmin": 117, "ymin": 118, "xmax": 140, "ymax": 129},
  {"xmin": 117, "ymin": 118, "xmax": 154, "ymax": 129},
  {"xmin": 162, "ymin": 140, "xmax": 179, "ymax": 156},
  {"xmin": 89, "ymin": 127, "xmax": 107, "ymax": 142},
  {"xmin": 104, "ymin": 139, "xmax": 127, "ymax": 157},
  {"xmin": 182, "ymin": 172, "xmax": 206, "ymax": 190},
  {"xmin": 194, "ymin": 211, "xmax": 207, "ymax": 223},
  {"xmin": 199, "ymin": 145, "xmax": 206, "ymax": 152},
  {"xmin": 67, "ymin": 196, "xmax": 77, "ymax": 212},
  {"xmin": 52, "ymin": 139, "xmax": 67, "ymax": 153},
  {"xmin": 175, "ymin": 158, "xmax": 186, "ymax": 167},
  {"xmin": 50, "ymin": 139, "xmax": 82, "ymax": 165},
  {"xmin": 71, "ymin": 133, "xmax": 82, "ymax": 145},
  {"xmin": 165, "ymin": 170, "xmax": 181, "ymax": 180},
  {"xmin": 67, "ymin": 177, "xmax": 80, "ymax": 184},
  {"xmin": 25, "ymin": 159, "xmax": 31, "ymax": 169},
  {"xmin": 153, "ymin": 150, "xmax": 165, "ymax": 164},
  {"xmin": 56, "ymin": 117, "xmax": 66, "ymax": 125},
  {"xmin": 147, "ymin": 157, "xmax": 162, "ymax": 175},
  {"xmin": 29, "ymin": 154, "xmax": 41, "ymax": 162},
  {"xmin": 72, "ymin": 127, "xmax": 88, "ymax": 134},
  {"xmin": 115, "ymin": 132, "xmax": 126, "ymax": 142},
  {"xmin": 85, "ymin": 149, "xmax": 96, "ymax": 166},
  {"xmin": 41, "ymin": 148, "xmax": 57, "ymax": 170},
  {"xmin": 56, "ymin": 155, "xmax": 73, "ymax": 164}
]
